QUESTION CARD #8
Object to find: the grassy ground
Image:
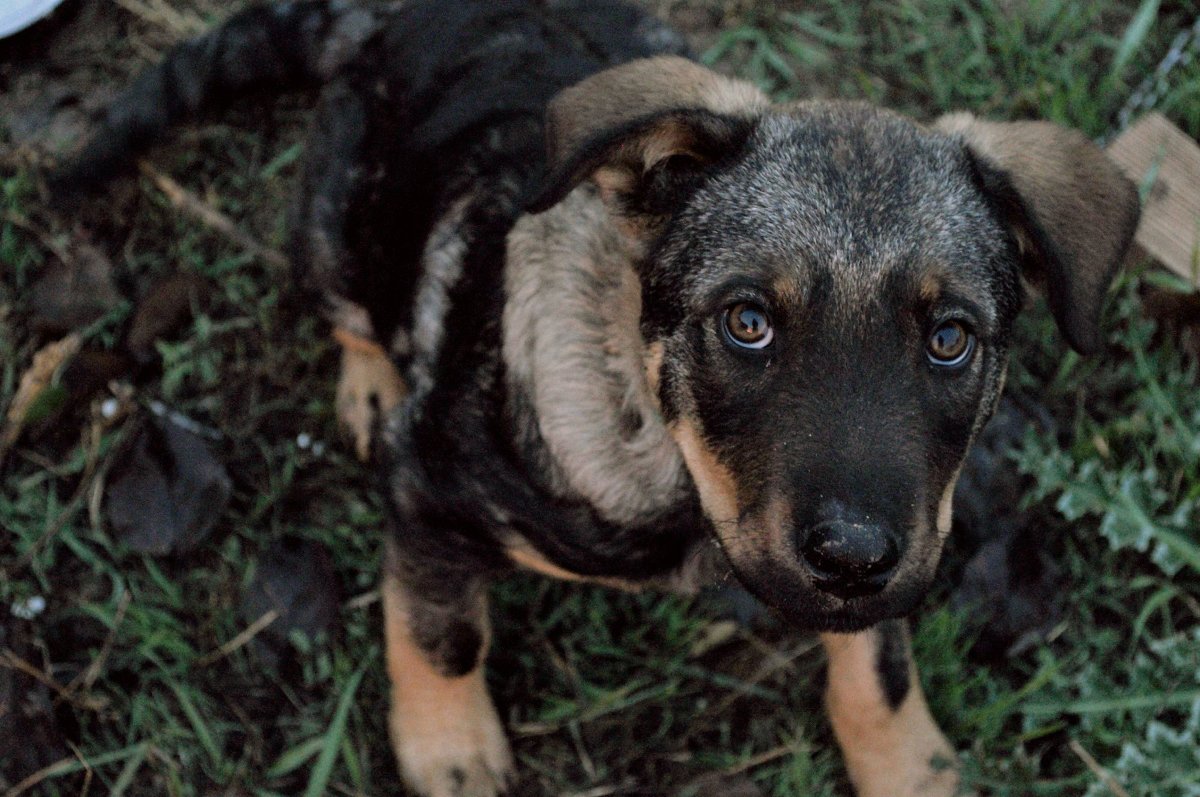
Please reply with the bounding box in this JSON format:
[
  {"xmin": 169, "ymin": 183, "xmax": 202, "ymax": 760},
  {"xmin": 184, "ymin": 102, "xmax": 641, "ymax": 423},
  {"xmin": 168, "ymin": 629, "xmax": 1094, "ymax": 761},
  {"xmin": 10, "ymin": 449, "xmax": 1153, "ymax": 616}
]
[{"xmin": 2, "ymin": 0, "xmax": 1200, "ymax": 795}]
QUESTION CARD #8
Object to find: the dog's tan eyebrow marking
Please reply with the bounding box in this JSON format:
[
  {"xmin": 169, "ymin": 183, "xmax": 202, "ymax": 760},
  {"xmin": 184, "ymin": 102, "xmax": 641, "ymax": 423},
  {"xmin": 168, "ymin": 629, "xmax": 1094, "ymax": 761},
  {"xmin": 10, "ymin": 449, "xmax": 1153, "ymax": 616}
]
[
  {"xmin": 914, "ymin": 268, "xmax": 997, "ymax": 330},
  {"xmin": 918, "ymin": 272, "xmax": 943, "ymax": 304},
  {"xmin": 771, "ymin": 273, "xmax": 806, "ymax": 308}
]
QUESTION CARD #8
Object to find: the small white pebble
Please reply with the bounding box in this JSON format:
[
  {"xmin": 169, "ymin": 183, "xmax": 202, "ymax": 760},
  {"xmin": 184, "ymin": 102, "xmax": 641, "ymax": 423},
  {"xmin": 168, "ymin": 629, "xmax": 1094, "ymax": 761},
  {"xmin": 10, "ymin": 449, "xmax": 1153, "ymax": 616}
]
[
  {"xmin": 297, "ymin": 432, "xmax": 313, "ymax": 449},
  {"xmin": 100, "ymin": 398, "xmax": 121, "ymax": 419},
  {"xmin": 11, "ymin": 595, "xmax": 46, "ymax": 620}
]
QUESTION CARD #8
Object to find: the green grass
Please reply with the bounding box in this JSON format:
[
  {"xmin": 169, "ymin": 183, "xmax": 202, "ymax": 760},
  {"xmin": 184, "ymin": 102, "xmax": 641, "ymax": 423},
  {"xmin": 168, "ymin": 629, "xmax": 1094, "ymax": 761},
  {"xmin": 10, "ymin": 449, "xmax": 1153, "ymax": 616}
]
[{"xmin": 2, "ymin": 0, "xmax": 1200, "ymax": 795}]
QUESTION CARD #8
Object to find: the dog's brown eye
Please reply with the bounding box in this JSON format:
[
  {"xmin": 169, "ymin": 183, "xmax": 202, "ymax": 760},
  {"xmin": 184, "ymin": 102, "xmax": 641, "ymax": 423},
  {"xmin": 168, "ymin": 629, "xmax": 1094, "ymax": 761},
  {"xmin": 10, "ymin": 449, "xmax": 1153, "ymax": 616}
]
[
  {"xmin": 724, "ymin": 303, "xmax": 773, "ymax": 349},
  {"xmin": 927, "ymin": 321, "xmax": 974, "ymax": 367}
]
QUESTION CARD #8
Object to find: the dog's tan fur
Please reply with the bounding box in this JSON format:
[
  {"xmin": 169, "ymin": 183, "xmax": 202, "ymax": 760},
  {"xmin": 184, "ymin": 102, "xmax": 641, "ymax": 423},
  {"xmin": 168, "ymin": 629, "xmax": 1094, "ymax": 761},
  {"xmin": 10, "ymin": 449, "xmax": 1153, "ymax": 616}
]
[
  {"xmin": 504, "ymin": 187, "xmax": 691, "ymax": 525},
  {"xmin": 58, "ymin": 2, "xmax": 1144, "ymax": 794},
  {"xmin": 334, "ymin": 329, "xmax": 407, "ymax": 461},
  {"xmin": 545, "ymin": 56, "xmax": 767, "ymax": 174},
  {"xmin": 667, "ymin": 418, "xmax": 740, "ymax": 531},
  {"xmin": 383, "ymin": 562, "xmax": 513, "ymax": 797},
  {"xmin": 543, "ymin": 57, "xmax": 767, "ymax": 240},
  {"xmin": 821, "ymin": 628, "xmax": 961, "ymax": 797}
]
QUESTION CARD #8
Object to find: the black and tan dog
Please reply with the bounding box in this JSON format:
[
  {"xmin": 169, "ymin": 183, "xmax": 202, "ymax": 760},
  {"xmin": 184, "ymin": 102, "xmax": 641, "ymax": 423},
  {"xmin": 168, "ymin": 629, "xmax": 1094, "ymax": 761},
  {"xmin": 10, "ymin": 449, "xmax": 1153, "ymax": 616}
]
[{"xmin": 58, "ymin": 1, "xmax": 1139, "ymax": 795}]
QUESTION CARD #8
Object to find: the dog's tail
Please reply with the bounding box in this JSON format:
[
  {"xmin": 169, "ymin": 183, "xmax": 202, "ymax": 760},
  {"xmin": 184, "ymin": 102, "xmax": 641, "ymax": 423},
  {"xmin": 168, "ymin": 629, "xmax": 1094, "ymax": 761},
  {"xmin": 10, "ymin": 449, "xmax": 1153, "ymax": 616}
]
[{"xmin": 53, "ymin": 0, "xmax": 387, "ymax": 195}]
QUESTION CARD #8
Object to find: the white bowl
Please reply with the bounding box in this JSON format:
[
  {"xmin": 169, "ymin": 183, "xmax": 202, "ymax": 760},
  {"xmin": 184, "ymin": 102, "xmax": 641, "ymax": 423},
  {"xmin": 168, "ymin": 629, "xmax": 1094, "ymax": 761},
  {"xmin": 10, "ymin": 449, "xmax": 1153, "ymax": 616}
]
[{"xmin": 0, "ymin": 0, "xmax": 67, "ymax": 38}]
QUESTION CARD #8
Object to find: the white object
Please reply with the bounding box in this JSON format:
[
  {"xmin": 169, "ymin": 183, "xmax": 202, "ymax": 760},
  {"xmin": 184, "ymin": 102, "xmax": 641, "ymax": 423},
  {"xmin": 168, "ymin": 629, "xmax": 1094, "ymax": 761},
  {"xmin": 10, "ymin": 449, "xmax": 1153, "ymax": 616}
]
[
  {"xmin": 11, "ymin": 595, "xmax": 47, "ymax": 620},
  {"xmin": 0, "ymin": 0, "xmax": 66, "ymax": 38}
]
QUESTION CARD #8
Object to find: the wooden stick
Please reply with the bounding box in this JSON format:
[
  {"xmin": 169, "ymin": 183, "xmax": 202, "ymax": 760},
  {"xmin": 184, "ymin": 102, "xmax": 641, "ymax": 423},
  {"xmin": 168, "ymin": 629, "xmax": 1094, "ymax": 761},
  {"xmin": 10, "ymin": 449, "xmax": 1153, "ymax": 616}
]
[
  {"xmin": 1067, "ymin": 738, "xmax": 1132, "ymax": 797},
  {"xmin": 138, "ymin": 162, "xmax": 290, "ymax": 271}
]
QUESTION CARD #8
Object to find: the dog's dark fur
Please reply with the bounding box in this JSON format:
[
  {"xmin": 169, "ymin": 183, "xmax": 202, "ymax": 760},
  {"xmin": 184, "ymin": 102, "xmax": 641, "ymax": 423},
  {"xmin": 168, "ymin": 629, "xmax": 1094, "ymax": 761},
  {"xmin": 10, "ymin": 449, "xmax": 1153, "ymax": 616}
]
[{"xmin": 58, "ymin": 1, "xmax": 1140, "ymax": 795}]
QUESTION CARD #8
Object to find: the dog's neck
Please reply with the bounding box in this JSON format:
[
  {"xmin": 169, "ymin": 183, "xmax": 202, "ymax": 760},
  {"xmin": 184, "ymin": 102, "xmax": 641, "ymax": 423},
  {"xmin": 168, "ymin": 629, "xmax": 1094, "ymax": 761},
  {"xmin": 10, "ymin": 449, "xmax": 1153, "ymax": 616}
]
[{"xmin": 503, "ymin": 186, "xmax": 691, "ymax": 526}]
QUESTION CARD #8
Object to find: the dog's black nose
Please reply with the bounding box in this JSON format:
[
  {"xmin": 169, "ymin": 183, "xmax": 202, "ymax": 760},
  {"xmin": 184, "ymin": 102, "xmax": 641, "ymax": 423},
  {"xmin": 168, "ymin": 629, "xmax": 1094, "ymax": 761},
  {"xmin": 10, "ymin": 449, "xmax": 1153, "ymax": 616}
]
[{"xmin": 798, "ymin": 516, "xmax": 900, "ymax": 599}]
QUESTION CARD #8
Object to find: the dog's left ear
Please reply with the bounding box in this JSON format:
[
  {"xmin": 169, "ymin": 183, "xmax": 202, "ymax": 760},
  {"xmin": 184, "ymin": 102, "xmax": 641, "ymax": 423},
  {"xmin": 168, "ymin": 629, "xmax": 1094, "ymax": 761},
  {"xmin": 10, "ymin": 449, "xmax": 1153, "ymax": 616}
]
[
  {"xmin": 529, "ymin": 56, "xmax": 766, "ymax": 231},
  {"xmin": 938, "ymin": 113, "xmax": 1141, "ymax": 354}
]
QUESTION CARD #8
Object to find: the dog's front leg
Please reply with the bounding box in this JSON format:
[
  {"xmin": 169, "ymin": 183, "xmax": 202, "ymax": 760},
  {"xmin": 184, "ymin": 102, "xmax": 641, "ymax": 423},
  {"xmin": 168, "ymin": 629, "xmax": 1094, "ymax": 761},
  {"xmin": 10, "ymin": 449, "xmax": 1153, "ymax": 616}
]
[
  {"xmin": 820, "ymin": 620, "xmax": 962, "ymax": 797},
  {"xmin": 382, "ymin": 542, "xmax": 513, "ymax": 797},
  {"xmin": 333, "ymin": 326, "xmax": 407, "ymax": 462}
]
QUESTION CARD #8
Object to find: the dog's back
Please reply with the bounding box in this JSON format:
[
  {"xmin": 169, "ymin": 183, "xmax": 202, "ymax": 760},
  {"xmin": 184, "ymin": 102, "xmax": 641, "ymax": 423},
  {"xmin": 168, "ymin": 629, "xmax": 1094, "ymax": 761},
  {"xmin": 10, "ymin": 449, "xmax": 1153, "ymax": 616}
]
[
  {"xmin": 304, "ymin": 0, "xmax": 693, "ymax": 363},
  {"xmin": 57, "ymin": 0, "xmax": 691, "ymax": 350}
]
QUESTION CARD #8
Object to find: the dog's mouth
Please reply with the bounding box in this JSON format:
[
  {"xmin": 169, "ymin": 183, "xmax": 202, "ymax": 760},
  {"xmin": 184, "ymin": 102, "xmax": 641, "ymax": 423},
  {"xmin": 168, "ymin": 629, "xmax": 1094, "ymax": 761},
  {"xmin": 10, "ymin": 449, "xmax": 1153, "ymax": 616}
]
[
  {"xmin": 729, "ymin": 556, "xmax": 933, "ymax": 632},
  {"xmin": 711, "ymin": 515, "xmax": 941, "ymax": 633}
]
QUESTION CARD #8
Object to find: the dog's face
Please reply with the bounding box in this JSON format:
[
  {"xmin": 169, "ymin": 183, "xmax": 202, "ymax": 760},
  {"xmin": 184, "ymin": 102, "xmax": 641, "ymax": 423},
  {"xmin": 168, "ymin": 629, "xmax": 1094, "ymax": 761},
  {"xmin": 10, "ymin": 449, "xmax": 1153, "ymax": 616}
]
[
  {"xmin": 534, "ymin": 58, "xmax": 1138, "ymax": 631},
  {"xmin": 646, "ymin": 107, "xmax": 1021, "ymax": 629}
]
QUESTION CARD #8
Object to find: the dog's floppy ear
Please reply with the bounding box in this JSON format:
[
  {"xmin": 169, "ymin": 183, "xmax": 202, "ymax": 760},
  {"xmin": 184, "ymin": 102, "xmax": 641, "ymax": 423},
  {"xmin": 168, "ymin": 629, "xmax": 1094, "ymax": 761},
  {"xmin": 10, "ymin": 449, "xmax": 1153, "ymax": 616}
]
[
  {"xmin": 529, "ymin": 56, "xmax": 766, "ymax": 227},
  {"xmin": 937, "ymin": 113, "xmax": 1140, "ymax": 354}
]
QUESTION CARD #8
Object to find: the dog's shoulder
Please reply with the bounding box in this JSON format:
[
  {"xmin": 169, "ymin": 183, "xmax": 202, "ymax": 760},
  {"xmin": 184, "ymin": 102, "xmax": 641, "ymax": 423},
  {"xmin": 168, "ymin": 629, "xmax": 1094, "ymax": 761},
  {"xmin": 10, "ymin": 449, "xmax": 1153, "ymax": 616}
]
[{"xmin": 503, "ymin": 186, "xmax": 693, "ymax": 526}]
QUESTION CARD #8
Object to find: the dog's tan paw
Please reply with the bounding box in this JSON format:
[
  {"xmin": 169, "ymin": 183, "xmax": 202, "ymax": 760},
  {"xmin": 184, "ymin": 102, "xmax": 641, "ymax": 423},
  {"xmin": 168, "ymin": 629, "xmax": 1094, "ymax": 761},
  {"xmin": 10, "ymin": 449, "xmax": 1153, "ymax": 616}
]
[
  {"xmin": 389, "ymin": 691, "xmax": 514, "ymax": 797},
  {"xmin": 848, "ymin": 756, "xmax": 961, "ymax": 797},
  {"xmin": 334, "ymin": 332, "xmax": 406, "ymax": 461},
  {"xmin": 821, "ymin": 627, "xmax": 968, "ymax": 797}
]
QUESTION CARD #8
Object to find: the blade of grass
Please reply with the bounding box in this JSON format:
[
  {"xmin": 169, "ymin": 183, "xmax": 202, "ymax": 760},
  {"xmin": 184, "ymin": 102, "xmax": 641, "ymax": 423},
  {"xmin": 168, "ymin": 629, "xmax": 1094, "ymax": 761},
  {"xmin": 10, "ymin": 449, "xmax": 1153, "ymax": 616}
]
[
  {"xmin": 302, "ymin": 665, "xmax": 366, "ymax": 797},
  {"xmin": 108, "ymin": 742, "xmax": 150, "ymax": 797},
  {"xmin": 1110, "ymin": 0, "xmax": 1160, "ymax": 81},
  {"xmin": 339, "ymin": 733, "xmax": 365, "ymax": 791},
  {"xmin": 1, "ymin": 744, "xmax": 147, "ymax": 796},
  {"xmin": 169, "ymin": 682, "xmax": 222, "ymax": 767},
  {"xmin": 1150, "ymin": 527, "xmax": 1200, "ymax": 574},
  {"xmin": 1023, "ymin": 689, "xmax": 1200, "ymax": 715},
  {"xmin": 267, "ymin": 737, "xmax": 326, "ymax": 779}
]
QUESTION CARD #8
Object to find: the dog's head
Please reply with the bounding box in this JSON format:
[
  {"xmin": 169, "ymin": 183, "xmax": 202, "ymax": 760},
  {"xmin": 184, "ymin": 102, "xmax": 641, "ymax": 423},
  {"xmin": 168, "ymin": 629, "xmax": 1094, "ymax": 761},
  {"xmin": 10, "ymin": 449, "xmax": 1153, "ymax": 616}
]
[{"xmin": 531, "ymin": 57, "xmax": 1139, "ymax": 631}]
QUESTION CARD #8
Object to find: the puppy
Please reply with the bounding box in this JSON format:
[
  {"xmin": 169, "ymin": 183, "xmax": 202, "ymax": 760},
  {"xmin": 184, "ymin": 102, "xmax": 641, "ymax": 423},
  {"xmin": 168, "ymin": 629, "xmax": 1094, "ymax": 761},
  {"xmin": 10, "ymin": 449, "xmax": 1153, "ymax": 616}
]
[{"xmin": 58, "ymin": 1, "xmax": 1140, "ymax": 795}]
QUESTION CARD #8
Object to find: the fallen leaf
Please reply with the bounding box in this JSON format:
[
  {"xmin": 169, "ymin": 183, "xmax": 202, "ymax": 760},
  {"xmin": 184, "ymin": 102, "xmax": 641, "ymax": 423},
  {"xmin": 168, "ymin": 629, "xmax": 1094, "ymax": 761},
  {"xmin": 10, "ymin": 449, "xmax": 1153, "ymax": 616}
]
[
  {"xmin": 703, "ymin": 585, "xmax": 771, "ymax": 630},
  {"xmin": 24, "ymin": 348, "xmax": 131, "ymax": 446},
  {"xmin": 0, "ymin": 332, "xmax": 81, "ymax": 460},
  {"xmin": 27, "ymin": 239, "xmax": 122, "ymax": 335},
  {"xmin": 105, "ymin": 414, "xmax": 232, "ymax": 555},
  {"xmin": 125, "ymin": 273, "xmax": 208, "ymax": 363},
  {"xmin": 239, "ymin": 538, "xmax": 342, "ymax": 666},
  {"xmin": 952, "ymin": 396, "xmax": 1051, "ymax": 548}
]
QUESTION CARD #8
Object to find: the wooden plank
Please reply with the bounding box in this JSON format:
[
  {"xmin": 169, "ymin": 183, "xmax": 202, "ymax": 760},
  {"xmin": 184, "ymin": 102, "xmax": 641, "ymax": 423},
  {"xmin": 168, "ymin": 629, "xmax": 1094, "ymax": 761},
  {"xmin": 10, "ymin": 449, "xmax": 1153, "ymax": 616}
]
[{"xmin": 1107, "ymin": 112, "xmax": 1200, "ymax": 286}]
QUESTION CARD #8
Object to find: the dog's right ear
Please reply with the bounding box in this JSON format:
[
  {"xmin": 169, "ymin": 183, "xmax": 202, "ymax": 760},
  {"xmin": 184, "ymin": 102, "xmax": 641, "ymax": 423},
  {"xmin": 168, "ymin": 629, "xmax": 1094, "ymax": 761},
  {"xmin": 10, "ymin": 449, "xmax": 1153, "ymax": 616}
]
[
  {"xmin": 529, "ymin": 56, "xmax": 766, "ymax": 229},
  {"xmin": 937, "ymin": 113, "xmax": 1140, "ymax": 354}
]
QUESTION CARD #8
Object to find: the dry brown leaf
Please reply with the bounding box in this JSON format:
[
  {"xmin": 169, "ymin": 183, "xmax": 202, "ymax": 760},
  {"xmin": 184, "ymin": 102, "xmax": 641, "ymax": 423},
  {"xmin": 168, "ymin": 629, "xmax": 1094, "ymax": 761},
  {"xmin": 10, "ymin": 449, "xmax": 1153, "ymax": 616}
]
[
  {"xmin": 125, "ymin": 272, "xmax": 208, "ymax": 360},
  {"xmin": 27, "ymin": 237, "xmax": 122, "ymax": 335},
  {"xmin": 0, "ymin": 333, "xmax": 81, "ymax": 460}
]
